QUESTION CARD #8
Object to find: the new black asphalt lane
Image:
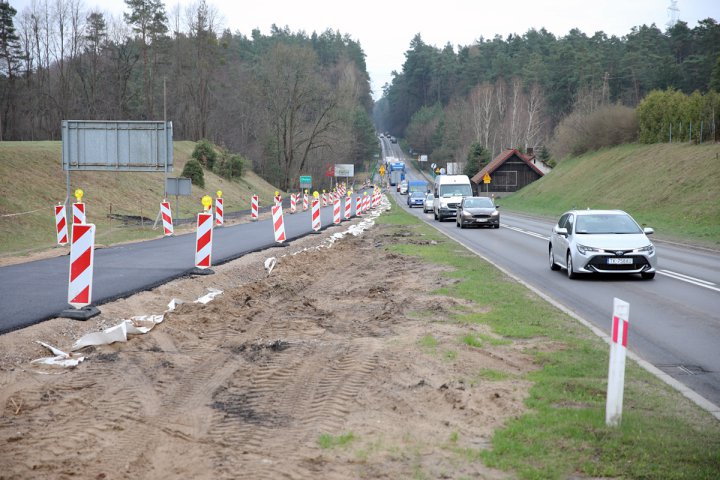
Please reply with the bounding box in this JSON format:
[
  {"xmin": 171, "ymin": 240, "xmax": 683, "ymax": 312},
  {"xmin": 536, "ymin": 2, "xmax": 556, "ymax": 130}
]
[{"xmin": 0, "ymin": 197, "xmax": 366, "ymax": 334}]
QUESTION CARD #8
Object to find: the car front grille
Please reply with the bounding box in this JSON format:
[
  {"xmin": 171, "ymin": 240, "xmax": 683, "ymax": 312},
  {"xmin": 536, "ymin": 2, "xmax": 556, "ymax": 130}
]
[
  {"xmin": 586, "ymin": 255, "xmax": 649, "ymax": 271},
  {"xmin": 447, "ymin": 203, "xmax": 459, "ymax": 208},
  {"xmin": 473, "ymin": 214, "xmax": 491, "ymax": 219}
]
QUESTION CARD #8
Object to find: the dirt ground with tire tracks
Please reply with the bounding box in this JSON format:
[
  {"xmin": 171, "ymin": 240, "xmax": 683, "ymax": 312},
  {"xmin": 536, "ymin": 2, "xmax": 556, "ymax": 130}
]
[{"xmin": 0, "ymin": 209, "xmax": 544, "ymax": 479}]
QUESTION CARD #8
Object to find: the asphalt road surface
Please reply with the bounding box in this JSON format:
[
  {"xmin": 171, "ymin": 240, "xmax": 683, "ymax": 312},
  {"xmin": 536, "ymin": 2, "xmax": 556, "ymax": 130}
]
[
  {"xmin": 381, "ymin": 137, "xmax": 720, "ymax": 409},
  {"xmin": 0, "ymin": 197, "xmax": 366, "ymax": 334}
]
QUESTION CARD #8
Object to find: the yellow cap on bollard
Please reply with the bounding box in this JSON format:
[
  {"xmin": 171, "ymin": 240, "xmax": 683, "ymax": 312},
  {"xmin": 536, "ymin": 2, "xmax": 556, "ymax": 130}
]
[
  {"xmin": 201, "ymin": 195, "xmax": 212, "ymax": 211},
  {"xmin": 216, "ymin": 190, "xmax": 222, "ymax": 198},
  {"xmin": 74, "ymin": 189, "xmax": 84, "ymax": 202},
  {"xmin": 313, "ymin": 191, "xmax": 319, "ymax": 198},
  {"xmin": 275, "ymin": 190, "xmax": 279, "ymax": 196}
]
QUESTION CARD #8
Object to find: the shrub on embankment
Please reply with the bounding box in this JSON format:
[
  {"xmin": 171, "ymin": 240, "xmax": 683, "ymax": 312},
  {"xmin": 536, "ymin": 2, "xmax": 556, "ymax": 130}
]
[{"xmin": 499, "ymin": 143, "xmax": 720, "ymax": 246}]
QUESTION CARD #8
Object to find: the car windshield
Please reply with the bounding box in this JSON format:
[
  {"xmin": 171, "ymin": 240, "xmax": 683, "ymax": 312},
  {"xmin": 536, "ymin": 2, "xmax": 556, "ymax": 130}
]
[
  {"xmin": 439, "ymin": 184, "xmax": 472, "ymax": 197},
  {"xmin": 463, "ymin": 197, "xmax": 494, "ymax": 208},
  {"xmin": 425, "ymin": 194, "xmax": 433, "ymax": 201},
  {"xmin": 411, "ymin": 192, "xmax": 424, "ymax": 198},
  {"xmin": 575, "ymin": 214, "xmax": 642, "ymax": 234}
]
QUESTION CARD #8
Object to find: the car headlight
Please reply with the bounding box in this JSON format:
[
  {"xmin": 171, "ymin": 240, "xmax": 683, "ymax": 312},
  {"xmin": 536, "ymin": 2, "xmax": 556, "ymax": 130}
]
[
  {"xmin": 491, "ymin": 210, "xmax": 499, "ymax": 216},
  {"xmin": 462, "ymin": 210, "xmax": 473, "ymax": 218},
  {"xmin": 636, "ymin": 244, "xmax": 655, "ymax": 255},
  {"xmin": 576, "ymin": 243, "xmax": 599, "ymax": 255}
]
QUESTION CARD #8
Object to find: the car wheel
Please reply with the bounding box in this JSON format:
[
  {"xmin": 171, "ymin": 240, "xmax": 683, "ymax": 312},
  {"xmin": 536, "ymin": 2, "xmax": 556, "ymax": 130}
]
[
  {"xmin": 566, "ymin": 252, "xmax": 577, "ymax": 279},
  {"xmin": 459, "ymin": 220, "xmax": 465, "ymax": 229},
  {"xmin": 641, "ymin": 271, "xmax": 656, "ymax": 280},
  {"xmin": 549, "ymin": 246, "xmax": 560, "ymax": 271},
  {"xmin": 493, "ymin": 223, "xmax": 499, "ymax": 229}
]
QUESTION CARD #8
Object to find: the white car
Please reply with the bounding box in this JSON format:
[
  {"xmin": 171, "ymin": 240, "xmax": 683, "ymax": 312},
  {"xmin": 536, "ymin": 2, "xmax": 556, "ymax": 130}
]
[
  {"xmin": 549, "ymin": 210, "xmax": 657, "ymax": 279},
  {"xmin": 423, "ymin": 193, "xmax": 434, "ymax": 213},
  {"xmin": 399, "ymin": 181, "xmax": 408, "ymax": 194}
]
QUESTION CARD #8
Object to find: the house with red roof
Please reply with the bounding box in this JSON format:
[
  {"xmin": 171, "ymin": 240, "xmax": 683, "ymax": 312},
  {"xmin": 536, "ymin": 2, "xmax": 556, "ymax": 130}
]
[{"xmin": 470, "ymin": 148, "xmax": 547, "ymax": 195}]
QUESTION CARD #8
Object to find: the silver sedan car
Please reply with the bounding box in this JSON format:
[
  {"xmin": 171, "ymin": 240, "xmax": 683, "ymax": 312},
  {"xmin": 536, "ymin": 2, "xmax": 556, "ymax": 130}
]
[
  {"xmin": 549, "ymin": 210, "xmax": 657, "ymax": 279},
  {"xmin": 423, "ymin": 193, "xmax": 434, "ymax": 213}
]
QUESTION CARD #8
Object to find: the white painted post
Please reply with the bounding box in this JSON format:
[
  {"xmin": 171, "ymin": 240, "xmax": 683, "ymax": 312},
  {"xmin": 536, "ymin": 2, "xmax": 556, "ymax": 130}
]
[{"xmin": 606, "ymin": 298, "xmax": 630, "ymax": 427}]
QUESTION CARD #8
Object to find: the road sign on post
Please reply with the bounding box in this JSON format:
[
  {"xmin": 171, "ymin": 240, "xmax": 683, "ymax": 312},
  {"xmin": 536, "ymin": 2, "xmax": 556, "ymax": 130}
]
[
  {"xmin": 606, "ymin": 298, "xmax": 630, "ymax": 427},
  {"xmin": 299, "ymin": 175, "xmax": 312, "ymax": 189},
  {"xmin": 482, "ymin": 173, "xmax": 491, "ymax": 184}
]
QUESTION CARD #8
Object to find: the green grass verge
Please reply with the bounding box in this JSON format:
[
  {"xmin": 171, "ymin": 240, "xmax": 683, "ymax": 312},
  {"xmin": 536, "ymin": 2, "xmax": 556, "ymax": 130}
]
[
  {"xmin": 498, "ymin": 143, "xmax": 720, "ymax": 247},
  {"xmin": 376, "ymin": 196, "xmax": 720, "ymax": 479},
  {"xmin": 318, "ymin": 432, "xmax": 356, "ymax": 449}
]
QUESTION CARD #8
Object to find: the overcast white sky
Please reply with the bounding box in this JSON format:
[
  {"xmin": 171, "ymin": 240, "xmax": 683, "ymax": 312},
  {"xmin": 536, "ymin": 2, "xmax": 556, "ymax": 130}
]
[{"xmin": 9, "ymin": 0, "xmax": 719, "ymax": 99}]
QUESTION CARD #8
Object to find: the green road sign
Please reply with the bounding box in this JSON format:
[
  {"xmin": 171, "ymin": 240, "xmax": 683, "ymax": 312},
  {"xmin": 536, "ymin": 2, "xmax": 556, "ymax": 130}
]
[{"xmin": 299, "ymin": 175, "xmax": 312, "ymax": 189}]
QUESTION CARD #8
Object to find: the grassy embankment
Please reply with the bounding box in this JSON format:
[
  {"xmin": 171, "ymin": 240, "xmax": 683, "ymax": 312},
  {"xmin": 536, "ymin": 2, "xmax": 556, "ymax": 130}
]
[
  {"xmin": 0, "ymin": 141, "xmax": 282, "ymax": 256},
  {"xmin": 499, "ymin": 143, "xmax": 720, "ymax": 247},
  {"xmin": 374, "ymin": 198, "xmax": 719, "ymax": 479}
]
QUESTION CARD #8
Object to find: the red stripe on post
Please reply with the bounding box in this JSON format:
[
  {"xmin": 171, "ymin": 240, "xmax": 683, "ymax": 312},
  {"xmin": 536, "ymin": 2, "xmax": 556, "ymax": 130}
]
[
  {"xmin": 70, "ymin": 285, "xmax": 90, "ymax": 304},
  {"xmin": 197, "ymin": 230, "xmax": 211, "ymax": 251},
  {"xmin": 70, "ymin": 248, "xmax": 91, "ymax": 282},
  {"xmin": 73, "ymin": 224, "xmax": 91, "ymax": 242},
  {"xmin": 197, "ymin": 255, "xmax": 210, "ymax": 267},
  {"xmin": 612, "ymin": 316, "xmax": 619, "ymax": 344},
  {"xmin": 162, "ymin": 212, "xmax": 171, "ymax": 223},
  {"xmin": 621, "ymin": 320, "xmax": 628, "ymax": 347},
  {"xmin": 198, "ymin": 214, "xmax": 211, "ymax": 227},
  {"xmin": 57, "ymin": 216, "xmax": 66, "ymax": 232}
]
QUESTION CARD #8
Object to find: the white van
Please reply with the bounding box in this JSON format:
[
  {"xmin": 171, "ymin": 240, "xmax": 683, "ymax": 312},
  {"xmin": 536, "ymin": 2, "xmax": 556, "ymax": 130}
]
[{"xmin": 433, "ymin": 175, "xmax": 473, "ymax": 221}]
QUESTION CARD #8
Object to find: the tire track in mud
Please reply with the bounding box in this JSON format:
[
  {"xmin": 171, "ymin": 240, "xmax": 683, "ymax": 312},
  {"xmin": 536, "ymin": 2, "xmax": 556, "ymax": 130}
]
[{"xmin": 206, "ymin": 337, "xmax": 381, "ymax": 479}]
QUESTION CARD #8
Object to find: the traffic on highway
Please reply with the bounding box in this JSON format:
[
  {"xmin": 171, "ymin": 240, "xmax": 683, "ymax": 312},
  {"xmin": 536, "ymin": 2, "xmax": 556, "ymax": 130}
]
[{"xmin": 378, "ymin": 135, "xmax": 720, "ymax": 409}]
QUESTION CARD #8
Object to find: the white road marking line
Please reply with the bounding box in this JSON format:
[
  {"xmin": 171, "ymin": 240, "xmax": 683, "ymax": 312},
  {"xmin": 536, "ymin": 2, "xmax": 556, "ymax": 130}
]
[
  {"xmin": 657, "ymin": 271, "xmax": 720, "ymax": 292},
  {"xmin": 501, "ymin": 224, "xmax": 549, "ymax": 241},
  {"xmin": 659, "ymin": 269, "xmax": 716, "ymax": 286},
  {"xmin": 500, "ymin": 223, "xmax": 719, "ymax": 294}
]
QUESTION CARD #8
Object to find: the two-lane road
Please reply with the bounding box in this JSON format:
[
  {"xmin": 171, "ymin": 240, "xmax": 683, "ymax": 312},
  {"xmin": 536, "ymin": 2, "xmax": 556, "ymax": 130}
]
[{"xmin": 381, "ymin": 138, "xmax": 720, "ymax": 409}]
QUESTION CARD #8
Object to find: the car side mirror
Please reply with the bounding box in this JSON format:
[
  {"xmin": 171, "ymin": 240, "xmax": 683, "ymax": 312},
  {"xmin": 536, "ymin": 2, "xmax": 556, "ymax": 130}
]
[
  {"xmin": 554, "ymin": 226, "xmax": 568, "ymax": 236},
  {"xmin": 495, "ymin": 205, "xmax": 500, "ymax": 209},
  {"xmin": 643, "ymin": 227, "xmax": 654, "ymax": 235}
]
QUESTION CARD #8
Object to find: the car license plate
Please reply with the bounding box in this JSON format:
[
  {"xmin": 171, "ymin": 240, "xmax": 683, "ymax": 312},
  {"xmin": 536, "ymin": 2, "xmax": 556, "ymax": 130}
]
[
  {"xmin": 608, "ymin": 258, "xmax": 632, "ymax": 264},
  {"xmin": 475, "ymin": 218, "xmax": 487, "ymax": 222}
]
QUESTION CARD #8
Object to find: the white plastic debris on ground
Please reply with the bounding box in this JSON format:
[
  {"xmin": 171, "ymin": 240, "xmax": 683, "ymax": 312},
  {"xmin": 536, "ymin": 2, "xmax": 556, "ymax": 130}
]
[
  {"xmin": 264, "ymin": 257, "xmax": 277, "ymax": 275},
  {"xmin": 31, "ymin": 289, "xmax": 223, "ymax": 366},
  {"xmin": 30, "ymin": 341, "xmax": 85, "ymax": 368}
]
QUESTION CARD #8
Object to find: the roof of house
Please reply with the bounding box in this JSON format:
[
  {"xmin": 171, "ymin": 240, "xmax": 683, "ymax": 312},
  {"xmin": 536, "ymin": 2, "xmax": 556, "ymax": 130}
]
[{"xmin": 470, "ymin": 148, "xmax": 545, "ymax": 184}]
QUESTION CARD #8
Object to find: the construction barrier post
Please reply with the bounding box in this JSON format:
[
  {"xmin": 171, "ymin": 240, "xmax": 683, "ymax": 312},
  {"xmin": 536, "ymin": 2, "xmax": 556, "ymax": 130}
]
[
  {"xmin": 161, "ymin": 200, "xmax": 174, "ymax": 236},
  {"xmin": 192, "ymin": 196, "xmax": 215, "ymax": 275},
  {"xmin": 59, "ymin": 222, "xmax": 100, "ymax": 320},
  {"xmin": 356, "ymin": 195, "xmax": 362, "ymax": 217},
  {"xmin": 344, "ymin": 194, "xmax": 352, "ymax": 220},
  {"xmin": 290, "ymin": 193, "xmax": 297, "ymax": 214},
  {"xmin": 274, "ymin": 191, "xmax": 282, "ymax": 208},
  {"xmin": 251, "ymin": 195, "xmax": 259, "ymax": 221},
  {"xmin": 333, "ymin": 197, "xmax": 341, "ymax": 224},
  {"xmin": 606, "ymin": 298, "xmax": 630, "ymax": 427},
  {"xmin": 303, "ymin": 191, "xmax": 309, "ymax": 211},
  {"xmin": 215, "ymin": 190, "xmax": 224, "ymax": 226},
  {"xmin": 272, "ymin": 205, "xmax": 288, "ymax": 246},
  {"xmin": 311, "ymin": 191, "xmax": 321, "ymax": 232},
  {"xmin": 55, "ymin": 203, "xmax": 68, "ymax": 245}
]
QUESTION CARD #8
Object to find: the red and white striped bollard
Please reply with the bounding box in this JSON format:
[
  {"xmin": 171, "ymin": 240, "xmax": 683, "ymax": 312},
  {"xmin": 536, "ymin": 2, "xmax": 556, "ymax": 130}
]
[
  {"xmin": 272, "ymin": 205, "xmax": 286, "ymax": 244},
  {"xmin": 356, "ymin": 195, "xmax": 362, "ymax": 216},
  {"xmin": 303, "ymin": 193, "xmax": 309, "ymax": 211},
  {"xmin": 73, "ymin": 202, "xmax": 86, "ymax": 225},
  {"xmin": 251, "ymin": 195, "xmax": 259, "ymax": 221},
  {"xmin": 215, "ymin": 197, "xmax": 224, "ymax": 226},
  {"xmin": 344, "ymin": 196, "xmax": 352, "ymax": 219},
  {"xmin": 67, "ymin": 223, "xmax": 96, "ymax": 309},
  {"xmin": 55, "ymin": 204, "xmax": 68, "ymax": 245},
  {"xmin": 333, "ymin": 198, "xmax": 341, "ymax": 224},
  {"xmin": 195, "ymin": 211, "xmax": 214, "ymax": 269},
  {"xmin": 290, "ymin": 193, "xmax": 297, "ymax": 213},
  {"xmin": 312, "ymin": 198, "xmax": 321, "ymax": 231},
  {"xmin": 161, "ymin": 200, "xmax": 174, "ymax": 236}
]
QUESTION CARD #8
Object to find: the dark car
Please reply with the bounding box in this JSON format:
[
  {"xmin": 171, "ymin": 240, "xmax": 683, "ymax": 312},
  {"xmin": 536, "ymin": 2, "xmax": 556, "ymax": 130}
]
[
  {"xmin": 407, "ymin": 191, "xmax": 425, "ymax": 208},
  {"xmin": 456, "ymin": 197, "xmax": 500, "ymax": 228}
]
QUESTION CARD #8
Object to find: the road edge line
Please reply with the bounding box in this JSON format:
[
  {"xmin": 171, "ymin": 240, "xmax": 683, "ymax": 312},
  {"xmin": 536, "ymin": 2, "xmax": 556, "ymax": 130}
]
[{"xmin": 421, "ymin": 216, "xmax": 720, "ymax": 422}]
